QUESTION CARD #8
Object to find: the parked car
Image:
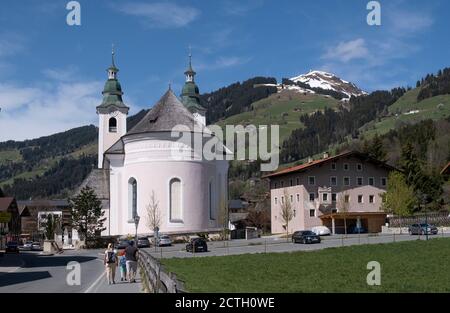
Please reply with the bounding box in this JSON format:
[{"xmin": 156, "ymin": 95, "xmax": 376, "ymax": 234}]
[
  {"xmin": 117, "ymin": 240, "xmax": 130, "ymax": 249},
  {"xmin": 32, "ymin": 242, "xmax": 42, "ymax": 251},
  {"xmin": 137, "ymin": 237, "xmax": 151, "ymax": 248},
  {"xmin": 350, "ymin": 226, "xmax": 367, "ymax": 234},
  {"xmin": 186, "ymin": 238, "xmax": 208, "ymax": 253},
  {"xmin": 292, "ymin": 231, "xmax": 321, "ymax": 244},
  {"xmin": 409, "ymin": 223, "xmax": 438, "ymax": 235},
  {"xmin": 311, "ymin": 226, "xmax": 331, "ymax": 236},
  {"xmin": 5, "ymin": 242, "xmax": 19, "ymax": 253},
  {"xmin": 157, "ymin": 235, "xmax": 172, "ymax": 247},
  {"xmin": 22, "ymin": 241, "xmax": 34, "ymax": 251}
]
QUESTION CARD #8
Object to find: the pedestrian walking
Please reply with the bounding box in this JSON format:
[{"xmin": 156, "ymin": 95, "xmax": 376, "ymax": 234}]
[
  {"xmin": 118, "ymin": 250, "xmax": 127, "ymax": 282},
  {"xmin": 124, "ymin": 240, "xmax": 138, "ymax": 283},
  {"xmin": 104, "ymin": 243, "xmax": 118, "ymax": 285}
]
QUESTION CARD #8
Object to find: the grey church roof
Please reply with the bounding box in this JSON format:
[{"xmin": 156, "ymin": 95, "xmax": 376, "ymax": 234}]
[{"xmin": 127, "ymin": 89, "xmax": 203, "ymax": 135}]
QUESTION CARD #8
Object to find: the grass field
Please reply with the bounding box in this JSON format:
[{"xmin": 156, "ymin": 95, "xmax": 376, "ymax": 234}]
[{"xmin": 162, "ymin": 238, "xmax": 450, "ymax": 293}]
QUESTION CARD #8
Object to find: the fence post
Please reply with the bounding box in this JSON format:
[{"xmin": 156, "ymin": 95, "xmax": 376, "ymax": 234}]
[
  {"xmin": 393, "ymin": 232, "xmax": 396, "ymax": 243},
  {"xmin": 341, "ymin": 234, "xmax": 344, "ymax": 247},
  {"xmin": 264, "ymin": 239, "xmax": 267, "ymax": 254}
]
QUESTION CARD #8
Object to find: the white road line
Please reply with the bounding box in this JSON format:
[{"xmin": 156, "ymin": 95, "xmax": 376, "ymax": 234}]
[{"xmin": 83, "ymin": 260, "xmax": 106, "ymax": 293}]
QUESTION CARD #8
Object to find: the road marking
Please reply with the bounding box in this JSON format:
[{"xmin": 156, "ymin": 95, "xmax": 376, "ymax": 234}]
[{"xmin": 83, "ymin": 260, "xmax": 106, "ymax": 293}]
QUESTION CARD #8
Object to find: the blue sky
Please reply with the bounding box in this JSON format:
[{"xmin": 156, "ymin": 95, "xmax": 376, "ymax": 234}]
[{"xmin": 0, "ymin": 0, "xmax": 449, "ymax": 141}]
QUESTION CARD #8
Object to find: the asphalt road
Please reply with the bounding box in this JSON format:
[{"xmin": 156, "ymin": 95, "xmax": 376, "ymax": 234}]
[
  {"xmin": 143, "ymin": 232, "xmax": 450, "ymax": 259},
  {"xmin": 1, "ymin": 232, "xmax": 448, "ymax": 292},
  {"xmin": 0, "ymin": 250, "xmax": 142, "ymax": 293}
]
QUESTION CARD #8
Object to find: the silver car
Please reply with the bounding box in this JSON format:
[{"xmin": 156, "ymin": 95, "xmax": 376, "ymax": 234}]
[
  {"xmin": 22, "ymin": 241, "xmax": 33, "ymax": 250},
  {"xmin": 157, "ymin": 235, "xmax": 172, "ymax": 247}
]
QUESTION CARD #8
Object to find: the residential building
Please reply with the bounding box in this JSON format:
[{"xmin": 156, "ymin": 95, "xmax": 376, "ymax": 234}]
[{"xmin": 265, "ymin": 151, "xmax": 396, "ymax": 234}]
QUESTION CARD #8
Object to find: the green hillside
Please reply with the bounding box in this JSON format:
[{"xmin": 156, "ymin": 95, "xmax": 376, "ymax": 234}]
[
  {"xmin": 216, "ymin": 90, "xmax": 340, "ymax": 142},
  {"xmin": 359, "ymin": 88, "xmax": 450, "ymax": 138}
]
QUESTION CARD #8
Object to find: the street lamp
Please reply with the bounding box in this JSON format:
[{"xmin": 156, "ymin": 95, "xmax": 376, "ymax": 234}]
[{"xmin": 134, "ymin": 215, "xmax": 140, "ymax": 244}]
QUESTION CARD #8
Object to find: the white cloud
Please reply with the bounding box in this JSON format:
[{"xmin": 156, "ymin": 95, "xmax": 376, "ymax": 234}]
[
  {"xmin": 0, "ymin": 33, "xmax": 25, "ymax": 58},
  {"xmin": 42, "ymin": 66, "xmax": 79, "ymax": 82},
  {"xmin": 388, "ymin": 10, "xmax": 433, "ymax": 34},
  {"xmin": 222, "ymin": 0, "xmax": 264, "ymax": 16},
  {"xmin": 196, "ymin": 56, "xmax": 251, "ymax": 71},
  {"xmin": 322, "ymin": 38, "xmax": 369, "ymax": 63},
  {"xmin": 118, "ymin": 2, "xmax": 200, "ymax": 28},
  {"xmin": 0, "ymin": 80, "xmax": 103, "ymax": 141}
]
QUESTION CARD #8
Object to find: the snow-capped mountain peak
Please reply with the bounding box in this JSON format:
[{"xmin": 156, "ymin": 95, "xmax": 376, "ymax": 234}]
[{"xmin": 290, "ymin": 70, "xmax": 366, "ymax": 99}]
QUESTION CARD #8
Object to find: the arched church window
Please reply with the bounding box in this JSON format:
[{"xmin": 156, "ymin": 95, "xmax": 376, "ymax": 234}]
[
  {"xmin": 169, "ymin": 178, "xmax": 182, "ymax": 223},
  {"xmin": 128, "ymin": 178, "xmax": 137, "ymax": 221},
  {"xmin": 109, "ymin": 117, "xmax": 117, "ymax": 133}
]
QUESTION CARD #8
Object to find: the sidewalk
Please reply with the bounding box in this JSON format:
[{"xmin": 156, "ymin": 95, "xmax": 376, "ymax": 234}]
[
  {"xmin": 0, "ymin": 253, "xmax": 24, "ymax": 276},
  {"xmin": 85, "ymin": 252, "xmax": 143, "ymax": 293}
]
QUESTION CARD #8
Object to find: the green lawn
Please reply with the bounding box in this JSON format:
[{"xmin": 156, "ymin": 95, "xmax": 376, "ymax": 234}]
[{"xmin": 162, "ymin": 238, "xmax": 450, "ymax": 293}]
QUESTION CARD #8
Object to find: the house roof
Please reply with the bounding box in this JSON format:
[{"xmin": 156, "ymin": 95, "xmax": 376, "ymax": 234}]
[
  {"xmin": 126, "ymin": 89, "xmax": 203, "ymax": 135},
  {"xmin": 19, "ymin": 205, "xmax": 31, "ymax": 217},
  {"xmin": 263, "ymin": 151, "xmax": 398, "ymax": 179},
  {"xmin": 441, "ymin": 162, "xmax": 450, "ymax": 175},
  {"xmin": 0, "ymin": 197, "xmax": 15, "ymax": 212},
  {"xmin": 16, "ymin": 199, "xmax": 69, "ymax": 208},
  {"xmin": 229, "ymin": 213, "xmax": 249, "ymax": 223}
]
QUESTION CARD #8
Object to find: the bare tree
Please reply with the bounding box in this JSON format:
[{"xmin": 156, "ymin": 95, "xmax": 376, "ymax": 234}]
[
  {"xmin": 337, "ymin": 191, "xmax": 350, "ymax": 236},
  {"xmin": 218, "ymin": 198, "xmax": 229, "ymax": 241},
  {"xmin": 280, "ymin": 189, "xmax": 294, "ymax": 241},
  {"xmin": 146, "ymin": 190, "xmax": 162, "ymax": 237}
]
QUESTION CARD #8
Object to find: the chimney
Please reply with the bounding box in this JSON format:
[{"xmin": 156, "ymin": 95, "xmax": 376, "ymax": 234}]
[
  {"xmin": 308, "ymin": 156, "xmax": 314, "ymax": 163},
  {"xmin": 323, "ymin": 152, "xmax": 329, "ymax": 159}
]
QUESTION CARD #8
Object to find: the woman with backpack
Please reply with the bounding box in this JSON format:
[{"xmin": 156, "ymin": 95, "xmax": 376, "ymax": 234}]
[{"xmin": 104, "ymin": 243, "xmax": 118, "ymax": 285}]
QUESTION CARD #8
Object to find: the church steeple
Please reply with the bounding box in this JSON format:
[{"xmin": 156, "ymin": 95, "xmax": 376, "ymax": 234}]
[
  {"xmin": 97, "ymin": 47, "xmax": 129, "ymax": 168},
  {"xmin": 181, "ymin": 50, "xmax": 206, "ymax": 125},
  {"xmin": 97, "ymin": 46, "xmax": 129, "ymax": 114},
  {"xmin": 108, "ymin": 45, "xmax": 118, "ymax": 80}
]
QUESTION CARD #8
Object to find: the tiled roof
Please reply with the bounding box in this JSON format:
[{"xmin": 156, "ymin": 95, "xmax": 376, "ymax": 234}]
[
  {"xmin": 263, "ymin": 151, "xmax": 397, "ymax": 179},
  {"xmin": 127, "ymin": 89, "xmax": 203, "ymax": 135},
  {"xmin": 0, "ymin": 197, "xmax": 15, "ymax": 211}
]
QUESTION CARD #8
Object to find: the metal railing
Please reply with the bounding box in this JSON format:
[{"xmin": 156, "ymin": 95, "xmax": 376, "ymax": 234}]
[{"xmin": 138, "ymin": 249, "xmax": 186, "ymax": 293}]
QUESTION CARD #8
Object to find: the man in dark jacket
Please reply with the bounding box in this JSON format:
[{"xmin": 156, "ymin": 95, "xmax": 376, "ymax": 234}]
[{"xmin": 124, "ymin": 241, "xmax": 138, "ymax": 283}]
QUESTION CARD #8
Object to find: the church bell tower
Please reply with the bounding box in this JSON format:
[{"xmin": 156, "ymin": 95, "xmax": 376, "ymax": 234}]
[
  {"xmin": 180, "ymin": 52, "xmax": 207, "ymax": 126},
  {"xmin": 96, "ymin": 47, "xmax": 129, "ymax": 168}
]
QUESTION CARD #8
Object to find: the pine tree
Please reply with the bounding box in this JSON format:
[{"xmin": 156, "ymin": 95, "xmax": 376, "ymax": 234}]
[
  {"xmin": 400, "ymin": 142, "xmax": 422, "ymax": 190},
  {"xmin": 69, "ymin": 186, "xmax": 106, "ymax": 241},
  {"xmin": 368, "ymin": 134, "xmax": 386, "ymax": 161}
]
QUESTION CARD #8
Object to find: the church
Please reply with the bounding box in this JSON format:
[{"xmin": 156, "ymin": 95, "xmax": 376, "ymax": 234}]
[{"xmin": 78, "ymin": 51, "xmax": 229, "ymax": 237}]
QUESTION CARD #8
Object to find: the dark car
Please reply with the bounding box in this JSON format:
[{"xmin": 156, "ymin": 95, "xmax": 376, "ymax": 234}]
[
  {"xmin": 409, "ymin": 223, "xmax": 438, "ymax": 235},
  {"xmin": 117, "ymin": 240, "xmax": 130, "ymax": 249},
  {"xmin": 5, "ymin": 242, "xmax": 19, "ymax": 253},
  {"xmin": 186, "ymin": 238, "xmax": 208, "ymax": 253},
  {"xmin": 350, "ymin": 226, "xmax": 367, "ymax": 234},
  {"xmin": 292, "ymin": 231, "xmax": 321, "ymax": 244},
  {"xmin": 137, "ymin": 237, "xmax": 151, "ymax": 248}
]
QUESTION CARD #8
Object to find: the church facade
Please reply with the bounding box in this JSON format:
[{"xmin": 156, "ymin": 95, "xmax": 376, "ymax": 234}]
[{"xmin": 79, "ymin": 52, "xmax": 229, "ymax": 237}]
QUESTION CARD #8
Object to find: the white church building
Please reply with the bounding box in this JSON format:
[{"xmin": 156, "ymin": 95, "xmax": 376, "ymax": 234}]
[{"xmin": 78, "ymin": 52, "xmax": 229, "ymax": 237}]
